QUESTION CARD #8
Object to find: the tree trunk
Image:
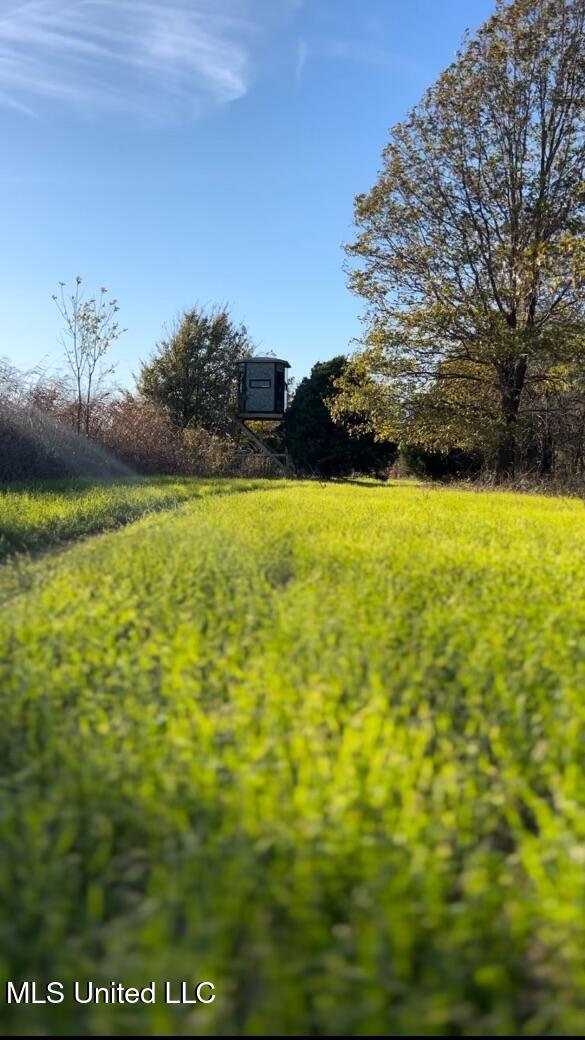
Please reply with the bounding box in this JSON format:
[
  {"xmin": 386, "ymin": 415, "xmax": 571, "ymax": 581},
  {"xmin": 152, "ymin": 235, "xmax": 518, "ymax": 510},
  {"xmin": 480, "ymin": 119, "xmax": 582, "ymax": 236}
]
[
  {"xmin": 495, "ymin": 355, "xmax": 527, "ymax": 480},
  {"xmin": 540, "ymin": 433, "xmax": 554, "ymax": 476}
]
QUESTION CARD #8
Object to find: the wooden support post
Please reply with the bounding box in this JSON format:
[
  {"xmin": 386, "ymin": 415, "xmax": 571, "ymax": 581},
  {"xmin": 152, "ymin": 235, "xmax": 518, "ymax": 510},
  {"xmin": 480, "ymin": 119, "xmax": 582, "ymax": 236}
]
[{"xmin": 233, "ymin": 419, "xmax": 294, "ymax": 476}]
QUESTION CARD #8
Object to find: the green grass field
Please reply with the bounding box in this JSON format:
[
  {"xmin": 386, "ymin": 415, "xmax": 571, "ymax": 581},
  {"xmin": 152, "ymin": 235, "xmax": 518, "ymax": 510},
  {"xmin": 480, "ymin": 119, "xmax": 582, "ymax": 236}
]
[{"xmin": 2, "ymin": 478, "xmax": 585, "ymax": 1035}]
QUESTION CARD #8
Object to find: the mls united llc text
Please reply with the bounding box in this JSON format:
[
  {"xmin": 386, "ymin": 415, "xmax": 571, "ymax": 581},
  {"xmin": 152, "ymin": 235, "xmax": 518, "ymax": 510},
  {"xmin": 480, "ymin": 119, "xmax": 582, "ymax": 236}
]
[{"xmin": 5, "ymin": 980, "xmax": 215, "ymax": 1005}]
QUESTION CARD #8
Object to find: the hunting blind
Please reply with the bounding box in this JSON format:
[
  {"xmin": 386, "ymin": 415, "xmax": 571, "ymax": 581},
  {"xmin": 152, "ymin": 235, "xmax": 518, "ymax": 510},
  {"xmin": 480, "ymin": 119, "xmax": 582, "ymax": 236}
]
[
  {"xmin": 235, "ymin": 356, "xmax": 292, "ymax": 474},
  {"xmin": 237, "ymin": 357, "xmax": 290, "ymax": 420}
]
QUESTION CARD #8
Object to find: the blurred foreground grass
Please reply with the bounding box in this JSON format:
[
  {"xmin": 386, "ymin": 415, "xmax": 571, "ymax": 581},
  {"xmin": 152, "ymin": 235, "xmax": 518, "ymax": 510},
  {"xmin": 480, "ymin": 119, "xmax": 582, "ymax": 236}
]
[{"xmin": 2, "ymin": 481, "xmax": 585, "ymax": 1034}]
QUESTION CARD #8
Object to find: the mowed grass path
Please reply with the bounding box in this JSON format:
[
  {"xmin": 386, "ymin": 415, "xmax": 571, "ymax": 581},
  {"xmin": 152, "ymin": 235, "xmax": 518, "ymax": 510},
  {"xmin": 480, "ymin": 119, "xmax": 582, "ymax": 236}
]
[
  {"xmin": 2, "ymin": 482, "xmax": 585, "ymax": 1035},
  {"xmin": 0, "ymin": 476, "xmax": 267, "ymax": 560}
]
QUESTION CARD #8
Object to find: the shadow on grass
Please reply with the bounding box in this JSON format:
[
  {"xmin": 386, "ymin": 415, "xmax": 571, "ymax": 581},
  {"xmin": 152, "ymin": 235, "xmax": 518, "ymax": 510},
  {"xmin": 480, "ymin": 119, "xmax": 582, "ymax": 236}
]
[
  {"xmin": 1, "ymin": 474, "xmax": 196, "ymax": 496},
  {"xmin": 328, "ymin": 477, "xmax": 396, "ymax": 489}
]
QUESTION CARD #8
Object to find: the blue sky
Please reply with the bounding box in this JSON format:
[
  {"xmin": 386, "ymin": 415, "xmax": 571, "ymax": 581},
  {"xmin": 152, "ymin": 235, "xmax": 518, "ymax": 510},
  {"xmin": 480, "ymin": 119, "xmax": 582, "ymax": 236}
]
[{"xmin": 0, "ymin": 0, "xmax": 494, "ymax": 387}]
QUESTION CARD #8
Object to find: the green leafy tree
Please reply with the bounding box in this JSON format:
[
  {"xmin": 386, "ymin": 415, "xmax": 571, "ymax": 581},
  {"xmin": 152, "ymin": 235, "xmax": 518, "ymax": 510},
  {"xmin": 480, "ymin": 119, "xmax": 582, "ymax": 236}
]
[
  {"xmin": 285, "ymin": 356, "xmax": 396, "ymax": 476},
  {"xmin": 341, "ymin": 0, "xmax": 585, "ymax": 477},
  {"xmin": 138, "ymin": 307, "xmax": 253, "ymax": 433}
]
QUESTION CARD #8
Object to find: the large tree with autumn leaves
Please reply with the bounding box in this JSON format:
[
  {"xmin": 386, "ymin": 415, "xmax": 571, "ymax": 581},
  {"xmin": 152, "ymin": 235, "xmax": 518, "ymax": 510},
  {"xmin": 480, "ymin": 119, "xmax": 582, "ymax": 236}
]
[{"xmin": 335, "ymin": 0, "xmax": 585, "ymax": 477}]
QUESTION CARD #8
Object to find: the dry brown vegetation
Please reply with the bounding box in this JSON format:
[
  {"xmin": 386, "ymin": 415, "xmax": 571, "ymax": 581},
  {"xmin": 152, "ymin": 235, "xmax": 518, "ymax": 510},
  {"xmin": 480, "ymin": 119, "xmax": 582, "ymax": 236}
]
[{"xmin": 0, "ymin": 361, "xmax": 280, "ymax": 482}]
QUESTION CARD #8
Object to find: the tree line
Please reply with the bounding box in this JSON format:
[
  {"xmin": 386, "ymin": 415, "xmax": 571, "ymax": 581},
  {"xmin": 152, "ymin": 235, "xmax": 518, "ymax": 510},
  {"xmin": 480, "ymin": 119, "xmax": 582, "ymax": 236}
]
[{"xmin": 1, "ymin": 280, "xmax": 388, "ymax": 481}]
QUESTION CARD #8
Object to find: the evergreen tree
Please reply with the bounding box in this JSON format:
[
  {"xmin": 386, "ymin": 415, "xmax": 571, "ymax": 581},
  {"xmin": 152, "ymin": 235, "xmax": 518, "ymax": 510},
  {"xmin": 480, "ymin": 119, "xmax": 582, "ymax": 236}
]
[
  {"xmin": 138, "ymin": 307, "xmax": 252, "ymax": 433},
  {"xmin": 285, "ymin": 356, "xmax": 396, "ymax": 476}
]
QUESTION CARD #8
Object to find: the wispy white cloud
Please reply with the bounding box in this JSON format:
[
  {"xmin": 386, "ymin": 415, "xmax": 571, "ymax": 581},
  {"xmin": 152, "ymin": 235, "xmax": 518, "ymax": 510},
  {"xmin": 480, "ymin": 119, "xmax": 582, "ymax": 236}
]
[
  {"xmin": 0, "ymin": 0, "xmax": 286, "ymax": 119},
  {"xmin": 294, "ymin": 37, "xmax": 307, "ymax": 89}
]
